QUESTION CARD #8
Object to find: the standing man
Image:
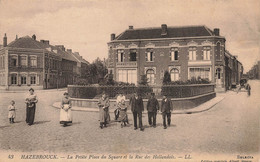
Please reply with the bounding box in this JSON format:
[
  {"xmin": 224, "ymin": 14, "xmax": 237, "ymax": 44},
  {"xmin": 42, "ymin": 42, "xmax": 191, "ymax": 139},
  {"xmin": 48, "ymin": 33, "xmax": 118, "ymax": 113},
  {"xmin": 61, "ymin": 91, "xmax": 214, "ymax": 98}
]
[
  {"xmin": 160, "ymin": 94, "xmax": 173, "ymax": 129},
  {"xmin": 130, "ymin": 92, "xmax": 144, "ymax": 131},
  {"xmin": 147, "ymin": 92, "xmax": 159, "ymax": 128},
  {"xmin": 246, "ymin": 83, "xmax": 251, "ymax": 96}
]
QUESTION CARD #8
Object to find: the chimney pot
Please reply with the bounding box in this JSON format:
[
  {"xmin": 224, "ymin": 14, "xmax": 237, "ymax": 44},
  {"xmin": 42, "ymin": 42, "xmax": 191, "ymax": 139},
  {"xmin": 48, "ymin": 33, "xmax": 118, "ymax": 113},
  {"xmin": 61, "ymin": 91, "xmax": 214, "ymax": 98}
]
[
  {"xmin": 214, "ymin": 28, "xmax": 220, "ymax": 36},
  {"xmin": 129, "ymin": 26, "xmax": 134, "ymax": 30},
  {"xmin": 111, "ymin": 33, "xmax": 115, "ymax": 41},
  {"xmin": 3, "ymin": 33, "xmax": 7, "ymax": 47},
  {"xmin": 40, "ymin": 40, "xmax": 49, "ymax": 45},
  {"xmin": 161, "ymin": 24, "xmax": 167, "ymax": 35},
  {"xmin": 67, "ymin": 49, "xmax": 72, "ymax": 53},
  {"xmin": 32, "ymin": 34, "xmax": 36, "ymax": 40},
  {"xmin": 16, "ymin": 35, "xmax": 18, "ymax": 40}
]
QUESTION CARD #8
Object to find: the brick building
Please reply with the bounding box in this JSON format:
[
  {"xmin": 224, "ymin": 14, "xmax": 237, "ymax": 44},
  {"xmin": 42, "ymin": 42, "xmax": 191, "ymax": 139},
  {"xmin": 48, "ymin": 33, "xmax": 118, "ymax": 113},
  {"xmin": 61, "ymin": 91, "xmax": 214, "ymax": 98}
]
[
  {"xmin": 0, "ymin": 34, "xmax": 88, "ymax": 90},
  {"xmin": 107, "ymin": 24, "xmax": 243, "ymax": 92},
  {"xmin": 224, "ymin": 50, "xmax": 243, "ymax": 89},
  {"xmin": 247, "ymin": 61, "xmax": 260, "ymax": 79}
]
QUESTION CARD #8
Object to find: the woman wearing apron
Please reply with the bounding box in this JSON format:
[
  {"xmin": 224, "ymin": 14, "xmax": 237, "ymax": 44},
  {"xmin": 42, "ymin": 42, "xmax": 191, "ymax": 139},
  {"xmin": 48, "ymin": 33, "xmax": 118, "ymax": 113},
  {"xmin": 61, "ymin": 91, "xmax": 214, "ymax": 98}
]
[{"xmin": 60, "ymin": 92, "xmax": 72, "ymax": 127}]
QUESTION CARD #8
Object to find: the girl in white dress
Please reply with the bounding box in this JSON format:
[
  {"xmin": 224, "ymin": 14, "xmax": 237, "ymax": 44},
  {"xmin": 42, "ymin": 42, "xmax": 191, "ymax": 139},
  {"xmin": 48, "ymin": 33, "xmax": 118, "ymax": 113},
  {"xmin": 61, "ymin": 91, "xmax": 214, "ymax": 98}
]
[{"xmin": 8, "ymin": 100, "xmax": 16, "ymax": 124}]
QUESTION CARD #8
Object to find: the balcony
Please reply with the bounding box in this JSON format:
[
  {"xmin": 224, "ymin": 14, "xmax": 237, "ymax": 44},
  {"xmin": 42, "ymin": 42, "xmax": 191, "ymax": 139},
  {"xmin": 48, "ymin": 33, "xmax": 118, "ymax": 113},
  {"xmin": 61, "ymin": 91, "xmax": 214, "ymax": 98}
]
[
  {"xmin": 116, "ymin": 62, "xmax": 137, "ymax": 68},
  {"xmin": 188, "ymin": 60, "xmax": 212, "ymax": 66}
]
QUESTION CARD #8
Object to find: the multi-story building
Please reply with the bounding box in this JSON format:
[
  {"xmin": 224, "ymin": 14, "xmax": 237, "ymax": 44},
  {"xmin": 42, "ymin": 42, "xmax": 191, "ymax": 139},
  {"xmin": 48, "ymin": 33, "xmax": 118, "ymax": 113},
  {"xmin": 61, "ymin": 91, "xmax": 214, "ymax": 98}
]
[
  {"xmin": 0, "ymin": 34, "xmax": 88, "ymax": 90},
  {"xmin": 247, "ymin": 61, "xmax": 260, "ymax": 79},
  {"xmin": 107, "ymin": 24, "xmax": 240, "ymax": 91},
  {"xmin": 224, "ymin": 50, "xmax": 243, "ymax": 89}
]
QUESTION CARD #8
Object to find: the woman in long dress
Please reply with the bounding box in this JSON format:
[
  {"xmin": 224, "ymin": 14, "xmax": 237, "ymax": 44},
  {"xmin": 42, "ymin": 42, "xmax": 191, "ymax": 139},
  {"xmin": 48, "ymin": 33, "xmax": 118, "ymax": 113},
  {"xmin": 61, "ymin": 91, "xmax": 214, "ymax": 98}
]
[
  {"xmin": 25, "ymin": 88, "xmax": 38, "ymax": 126},
  {"xmin": 60, "ymin": 92, "xmax": 72, "ymax": 127},
  {"xmin": 117, "ymin": 99, "xmax": 128, "ymax": 128},
  {"xmin": 115, "ymin": 91, "xmax": 126, "ymax": 120},
  {"xmin": 98, "ymin": 93, "xmax": 110, "ymax": 129}
]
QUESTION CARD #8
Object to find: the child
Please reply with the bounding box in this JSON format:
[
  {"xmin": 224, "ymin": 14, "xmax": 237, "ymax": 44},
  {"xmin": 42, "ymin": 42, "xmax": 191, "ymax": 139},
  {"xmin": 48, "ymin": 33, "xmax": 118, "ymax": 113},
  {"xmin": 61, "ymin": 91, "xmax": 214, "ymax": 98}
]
[{"xmin": 8, "ymin": 100, "xmax": 16, "ymax": 124}]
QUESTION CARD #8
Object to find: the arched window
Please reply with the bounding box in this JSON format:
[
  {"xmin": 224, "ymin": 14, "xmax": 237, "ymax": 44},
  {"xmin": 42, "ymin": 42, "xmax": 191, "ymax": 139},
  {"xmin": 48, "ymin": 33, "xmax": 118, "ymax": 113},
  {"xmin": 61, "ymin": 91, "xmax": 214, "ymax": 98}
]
[
  {"xmin": 170, "ymin": 68, "xmax": 179, "ymax": 81},
  {"xmin": 216, "ymin": 42, "xmax": 221, "ymax": 60},
  {"xmin": 146, "ymin": 69, "xmax": 155, "ymax": 84}
]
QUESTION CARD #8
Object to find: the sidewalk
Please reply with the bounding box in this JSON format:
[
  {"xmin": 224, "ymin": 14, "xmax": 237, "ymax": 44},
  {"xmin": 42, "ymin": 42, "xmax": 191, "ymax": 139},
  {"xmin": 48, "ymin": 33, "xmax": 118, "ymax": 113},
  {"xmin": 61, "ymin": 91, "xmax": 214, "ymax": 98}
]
[{"xmin": 52, "ymin": 93, "xmax": 226, "ymax": 114}]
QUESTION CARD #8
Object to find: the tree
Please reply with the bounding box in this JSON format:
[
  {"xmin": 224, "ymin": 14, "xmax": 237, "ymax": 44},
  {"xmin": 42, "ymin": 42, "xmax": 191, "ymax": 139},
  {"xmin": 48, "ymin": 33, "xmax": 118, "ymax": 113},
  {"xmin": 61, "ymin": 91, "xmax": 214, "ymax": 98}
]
[
  {"xmin": 85, "ymin": 57, "xmax": 108, "ymax": 84},
  {"xmin": 139, "ymin": 74, "xmax": 149, "ymax": 85},
  {"xmin": 163, "ymin": 71, "xmax": 171, "ymax": 84}
]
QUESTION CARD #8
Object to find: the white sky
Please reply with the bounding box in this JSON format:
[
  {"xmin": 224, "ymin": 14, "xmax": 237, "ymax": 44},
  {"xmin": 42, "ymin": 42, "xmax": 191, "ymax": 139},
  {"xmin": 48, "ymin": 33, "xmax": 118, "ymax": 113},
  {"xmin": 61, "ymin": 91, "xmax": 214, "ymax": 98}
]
[{"xmin": 0, "ymin": 0, "xmax": 259, "ymax": 72}]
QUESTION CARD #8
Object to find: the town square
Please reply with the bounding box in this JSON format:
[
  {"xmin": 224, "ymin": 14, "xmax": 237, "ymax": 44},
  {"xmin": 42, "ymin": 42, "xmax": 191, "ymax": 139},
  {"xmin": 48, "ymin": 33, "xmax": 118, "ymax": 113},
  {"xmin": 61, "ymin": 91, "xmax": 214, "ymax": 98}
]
[{"xmin": 0, "ymin": 0, "xmax": 260, "ymax": 161}]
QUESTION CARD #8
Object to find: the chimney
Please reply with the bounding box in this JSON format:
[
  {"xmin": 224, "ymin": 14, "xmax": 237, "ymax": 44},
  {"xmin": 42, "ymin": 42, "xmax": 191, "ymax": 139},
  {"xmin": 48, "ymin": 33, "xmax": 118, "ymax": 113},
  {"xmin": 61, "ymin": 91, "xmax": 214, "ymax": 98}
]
[
  {"xmin": 3, "ymin": 33, "xmax": 7, "ymax": 47},
  {"xmin": 56, "ymin": 45, "xmax": 65, "ymax": 51},
  {"xmin": 67, "ymin": 49, "xmax": 72, "ymax": 53},
  {"xmin": 40, "ymin": 40, "xmax": 49, "ymax": 45},
  {"xmin": 32, "ymin": 34, "xmax": 36, "ymax": 40},
  {"xmin": 161, "ymin": 24, "xmax": 167, "ymax": 35},
  {"xmin": 214, "ymin": 28, "xmax": 220, "ymax": 36},
  {"xmin": 16, "ymin": 35, "xmax": 18, "ymax": 40},
  {"xmin": 129, "ymin": 26, "xmax": 134, "ymax": 30},
  {"xmin": 111, "ymin": 33, "xmax": 115, "ymax": 41}
]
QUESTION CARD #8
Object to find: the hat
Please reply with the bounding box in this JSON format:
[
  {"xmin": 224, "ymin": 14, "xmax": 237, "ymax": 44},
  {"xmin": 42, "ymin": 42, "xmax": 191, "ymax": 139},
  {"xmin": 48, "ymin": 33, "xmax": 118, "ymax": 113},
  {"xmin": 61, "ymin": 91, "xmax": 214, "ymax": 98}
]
[{"xmin": 29, "ymin": 88, "xmax": 34, "ymax": 92}]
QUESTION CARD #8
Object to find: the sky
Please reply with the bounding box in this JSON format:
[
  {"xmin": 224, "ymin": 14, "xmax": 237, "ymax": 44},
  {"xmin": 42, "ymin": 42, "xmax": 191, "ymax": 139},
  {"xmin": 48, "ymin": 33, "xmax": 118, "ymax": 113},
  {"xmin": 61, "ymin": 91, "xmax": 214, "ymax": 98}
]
[{"xmin": 0, "ymin": 0, "xmax": 259, "ymax": 72}]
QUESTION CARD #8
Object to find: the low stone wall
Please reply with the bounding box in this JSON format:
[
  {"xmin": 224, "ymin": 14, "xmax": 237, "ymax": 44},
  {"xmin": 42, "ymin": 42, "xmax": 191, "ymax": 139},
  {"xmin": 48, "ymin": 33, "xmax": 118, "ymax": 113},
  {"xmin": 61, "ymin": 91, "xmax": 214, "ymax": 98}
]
[{"xmin": 70, "ymin": 92, "xmax": 216, "ymax": 110}]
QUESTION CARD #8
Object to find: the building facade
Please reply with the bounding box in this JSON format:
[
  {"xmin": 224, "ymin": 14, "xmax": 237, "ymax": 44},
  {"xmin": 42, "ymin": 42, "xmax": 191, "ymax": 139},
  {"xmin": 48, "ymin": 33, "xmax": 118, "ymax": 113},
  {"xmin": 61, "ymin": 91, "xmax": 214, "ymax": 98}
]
[
  {"xmin": 247, "ymin": 61, "xmax": 260, "ymax": 79},
  {"xmin": 0, "ymin": 34, "xmax": 88, "ymax": 90},
  {"xmin": 107, "ymin": 24, "xmax": 242, "ymax": 92}
]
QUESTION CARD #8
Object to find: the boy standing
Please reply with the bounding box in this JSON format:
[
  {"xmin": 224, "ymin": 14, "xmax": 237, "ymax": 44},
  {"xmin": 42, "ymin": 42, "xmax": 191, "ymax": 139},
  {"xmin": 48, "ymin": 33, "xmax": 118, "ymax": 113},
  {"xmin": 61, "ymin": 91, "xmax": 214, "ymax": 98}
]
[{"xmin": 161, "ymin": 95, "xmax": 173, "ymax": 129}]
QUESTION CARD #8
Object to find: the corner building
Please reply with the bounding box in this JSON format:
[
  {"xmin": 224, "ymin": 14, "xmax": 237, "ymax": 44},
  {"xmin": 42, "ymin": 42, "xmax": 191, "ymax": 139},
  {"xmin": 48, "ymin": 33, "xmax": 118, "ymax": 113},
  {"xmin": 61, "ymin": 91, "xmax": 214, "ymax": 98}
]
[{"xmin": 107, "ymin": 24, "xmax": 227, "ymax": 91}]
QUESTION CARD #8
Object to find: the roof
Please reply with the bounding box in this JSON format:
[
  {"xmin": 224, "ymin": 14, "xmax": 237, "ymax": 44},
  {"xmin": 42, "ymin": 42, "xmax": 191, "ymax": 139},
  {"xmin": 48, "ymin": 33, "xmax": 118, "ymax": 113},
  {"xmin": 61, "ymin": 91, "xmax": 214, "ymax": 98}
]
[
  {"xmin": 8, "ymin": 36, "xmax": 48, "ymax": 49},
  {"xmin": 71, "ymin": 52, "xmax": 89, "ymax": 64},
  {"xmin": 114, "ymin": 25, "xmax": 216, "ymax": 40},
  {"xmin": 6, "ymin": 35, "xmax": 81, "ymax": 63}
]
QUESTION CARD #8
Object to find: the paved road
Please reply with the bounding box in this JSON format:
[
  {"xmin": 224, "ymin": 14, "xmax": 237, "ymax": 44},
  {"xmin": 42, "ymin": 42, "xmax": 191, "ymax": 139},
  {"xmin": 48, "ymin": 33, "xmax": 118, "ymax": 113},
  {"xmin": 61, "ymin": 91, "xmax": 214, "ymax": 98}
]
[{"xmin": 0, "ymin": 81, "xmax": 259, "ymax": 157}]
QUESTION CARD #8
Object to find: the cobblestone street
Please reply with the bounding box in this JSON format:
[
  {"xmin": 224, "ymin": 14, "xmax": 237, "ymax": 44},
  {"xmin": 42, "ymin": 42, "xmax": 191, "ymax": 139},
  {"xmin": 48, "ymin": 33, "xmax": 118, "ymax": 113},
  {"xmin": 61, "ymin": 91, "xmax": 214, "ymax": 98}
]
[{"xmin": 0, "ymin": 81, "xmax": 259, "ymax": 157}]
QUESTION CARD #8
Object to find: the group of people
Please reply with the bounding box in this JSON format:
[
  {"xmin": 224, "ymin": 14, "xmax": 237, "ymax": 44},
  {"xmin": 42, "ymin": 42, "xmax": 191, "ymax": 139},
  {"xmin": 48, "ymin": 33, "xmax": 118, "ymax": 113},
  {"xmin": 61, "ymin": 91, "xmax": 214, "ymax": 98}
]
[
  {"xmin": 98, "ymin": 91, "xmax": 173, "ymax": 131},
  {"xmin": 8, "ymin": 88, "xmax": 38, "ymax": 125}
]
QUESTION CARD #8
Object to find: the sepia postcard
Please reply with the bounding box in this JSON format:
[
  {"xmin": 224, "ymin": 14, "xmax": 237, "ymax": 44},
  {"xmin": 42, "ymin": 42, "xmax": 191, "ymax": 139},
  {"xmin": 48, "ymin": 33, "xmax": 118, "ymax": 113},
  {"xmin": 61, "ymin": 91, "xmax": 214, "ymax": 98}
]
[{"xmin": 0, "ymin": 0, "xmax": 259, "ymax": 161}]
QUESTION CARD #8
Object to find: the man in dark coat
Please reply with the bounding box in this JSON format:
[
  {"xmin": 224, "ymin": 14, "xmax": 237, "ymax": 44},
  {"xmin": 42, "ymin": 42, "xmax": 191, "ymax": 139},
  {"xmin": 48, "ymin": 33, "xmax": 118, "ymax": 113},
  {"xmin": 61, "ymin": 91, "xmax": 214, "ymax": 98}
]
[
  {"xmin": 129, "ymin": 92, "xmax": 144, "ymax": 131},
  {"xmin": 147, "ymin": 92, "xmax": 159, "ymax": 127},
  {"xmin": 160, "ymin": 94, "xmax": 173, "ymax": 129}
]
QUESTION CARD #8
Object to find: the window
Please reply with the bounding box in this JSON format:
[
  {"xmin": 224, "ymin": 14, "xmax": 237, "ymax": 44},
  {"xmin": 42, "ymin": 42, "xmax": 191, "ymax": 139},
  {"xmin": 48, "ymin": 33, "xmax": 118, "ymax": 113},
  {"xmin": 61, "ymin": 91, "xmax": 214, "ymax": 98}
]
[
  {"xmin": 189, "ymin": 68, "xmax": 210, "ymax": 80},
  {"xmin": 30, "ymin": 56, "xmax": 37, "ymax": 67},
  {"xmin": 146, "ymin": 69, "xmax": 155, "ymax": 84},
  {"xmin": 170, "ymin": 68, "xmax": 179, "ymax": 81},
  {"xmin": 170, "ymin": 48, "xmax": 178, "ymax": 61},
  {"xmin": 11, "ymin": 74, "xmax": 17, "ymax": 85},
  {"xmin": 30, "ymin": 75, "xmax": 36, "ymax": 84},
  {"xmin": 11, "ymin": 56, "xmax": 17, "ymax": 66},
  {"xmin": 146, "ymin": 49, "xmax": 154, "ymax": 62},
  {"xmin": 216, "ymin": 43, "xmax": 221, "ymax": 60},
  {"xmin": 117, "ymin": 50, "xmax": 124, "ymax": 62},
  {"xmin": 21, "ymin": 75, "xmax": 26, "ymax": 85},
  {"xmin": 21, "ymin": 56, "xmax": 27, "ymax": 66},
  {"xmin": 118, "ymin": 69, "xmax": 137, "ymax": 84},
  {"xmin": 203, "ymin": 47, "xmax": 211, "ymax": 60},
  {"xmin": 130, "ymin": 49, "xmax": 137, "ymax": 61},
  {"xmin": 189, "ymin": 47, "xmax": 196, "ymax": 61}
]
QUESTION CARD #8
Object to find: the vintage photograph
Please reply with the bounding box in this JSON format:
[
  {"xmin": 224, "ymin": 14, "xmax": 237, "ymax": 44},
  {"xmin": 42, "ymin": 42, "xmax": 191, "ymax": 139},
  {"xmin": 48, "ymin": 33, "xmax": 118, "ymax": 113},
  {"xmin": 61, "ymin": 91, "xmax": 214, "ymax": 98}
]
[{"xmin": 0, "ymin": 0, "xmax": 259, "ymax": 161}]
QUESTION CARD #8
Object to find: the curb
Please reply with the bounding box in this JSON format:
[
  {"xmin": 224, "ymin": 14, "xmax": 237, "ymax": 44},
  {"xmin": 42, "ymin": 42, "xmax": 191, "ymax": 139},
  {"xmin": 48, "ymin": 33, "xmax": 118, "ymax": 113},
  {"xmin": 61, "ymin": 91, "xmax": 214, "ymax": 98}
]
[{"xmin": 52, "ymin": 96, "xmax": 225, "ymax": 115}]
